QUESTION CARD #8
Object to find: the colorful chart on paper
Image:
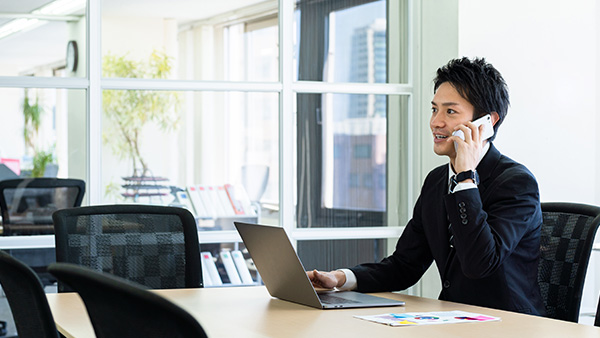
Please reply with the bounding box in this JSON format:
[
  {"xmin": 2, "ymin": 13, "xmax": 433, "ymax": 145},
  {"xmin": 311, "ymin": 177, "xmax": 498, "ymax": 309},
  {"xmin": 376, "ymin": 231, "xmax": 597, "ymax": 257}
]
[{"xmin": 355, "ymin": 310, "xmax": 500, "ymax": 327}]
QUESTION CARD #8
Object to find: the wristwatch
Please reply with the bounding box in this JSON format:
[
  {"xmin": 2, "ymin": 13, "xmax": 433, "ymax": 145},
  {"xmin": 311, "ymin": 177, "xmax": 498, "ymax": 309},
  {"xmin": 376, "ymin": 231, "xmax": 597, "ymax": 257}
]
[{"xmin": 452, "ymin": 169, "xmax": 480, "ymax": 186}]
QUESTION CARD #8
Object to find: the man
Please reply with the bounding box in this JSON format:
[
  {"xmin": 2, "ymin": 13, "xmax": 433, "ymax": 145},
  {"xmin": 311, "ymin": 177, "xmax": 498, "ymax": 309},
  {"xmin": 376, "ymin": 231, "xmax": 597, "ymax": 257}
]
[{"xmin": 308, "ymin": 57, "xmax": 546, "ymax": 315}]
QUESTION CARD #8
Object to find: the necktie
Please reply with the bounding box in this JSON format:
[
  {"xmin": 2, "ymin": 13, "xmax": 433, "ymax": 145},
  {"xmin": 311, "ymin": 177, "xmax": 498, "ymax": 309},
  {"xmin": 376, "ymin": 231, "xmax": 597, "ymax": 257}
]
[{"xmin": 448, "ymin": 176, "xmax": 455, "ymax": 247}]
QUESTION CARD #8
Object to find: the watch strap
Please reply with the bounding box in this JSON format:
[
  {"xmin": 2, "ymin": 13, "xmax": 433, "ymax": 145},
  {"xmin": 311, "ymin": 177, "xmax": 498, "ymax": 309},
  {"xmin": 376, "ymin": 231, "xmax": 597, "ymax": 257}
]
[{"xmin": 453, "ymin": 170, "xmax": 479, "ymax": 186}]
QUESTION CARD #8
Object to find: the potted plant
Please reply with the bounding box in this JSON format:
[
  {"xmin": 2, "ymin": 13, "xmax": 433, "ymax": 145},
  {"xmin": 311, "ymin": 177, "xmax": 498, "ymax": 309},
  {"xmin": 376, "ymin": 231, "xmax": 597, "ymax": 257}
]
[
  {"xmin": 102, "ymin": 50, "xmax": 181, "ymax": 199},
  {"xmin": 22, "ymin": 89, "xmax": 57, "ymax": 177}
]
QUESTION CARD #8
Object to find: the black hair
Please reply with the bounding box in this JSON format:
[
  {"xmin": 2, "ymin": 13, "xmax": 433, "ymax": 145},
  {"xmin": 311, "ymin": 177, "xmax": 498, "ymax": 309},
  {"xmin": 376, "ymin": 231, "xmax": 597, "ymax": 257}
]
[{"xmin": 433, "ymin": 57, "xmax": 509, "ymax": 141}]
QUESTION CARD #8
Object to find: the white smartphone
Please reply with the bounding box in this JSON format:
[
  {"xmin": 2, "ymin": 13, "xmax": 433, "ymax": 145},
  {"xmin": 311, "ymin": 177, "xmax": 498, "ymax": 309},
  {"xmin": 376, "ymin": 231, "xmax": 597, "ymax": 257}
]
[{"xmin": 452, "ymin": 114, "xmax": 494, "ymax": 141}]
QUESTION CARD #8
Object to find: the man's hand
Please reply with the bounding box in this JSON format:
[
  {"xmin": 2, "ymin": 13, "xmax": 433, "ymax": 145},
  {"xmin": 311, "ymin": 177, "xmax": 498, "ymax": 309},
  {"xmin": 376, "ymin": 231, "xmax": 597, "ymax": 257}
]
[
  {"xmin": 449, "ymin": 121, "xmax": 485, "ymax": 175},
  {"xmin": 306, "ymin": 269, "xmax": 346, "ymax": 289}
]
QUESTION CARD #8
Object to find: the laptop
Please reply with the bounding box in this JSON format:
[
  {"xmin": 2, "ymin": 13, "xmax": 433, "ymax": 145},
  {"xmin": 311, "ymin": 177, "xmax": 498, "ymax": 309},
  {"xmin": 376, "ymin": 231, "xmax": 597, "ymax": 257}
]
[{"xmin": 234, "ymin": 222, "xmax": 405, "ymax": 309}]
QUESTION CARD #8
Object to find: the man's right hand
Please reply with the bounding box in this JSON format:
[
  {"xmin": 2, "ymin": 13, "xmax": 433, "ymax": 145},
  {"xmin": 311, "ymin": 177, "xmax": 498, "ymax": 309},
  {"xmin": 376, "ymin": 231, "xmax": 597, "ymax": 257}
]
[{"xmin": 306, "ymin": 269, "xmax": 346, "ymax": 289}]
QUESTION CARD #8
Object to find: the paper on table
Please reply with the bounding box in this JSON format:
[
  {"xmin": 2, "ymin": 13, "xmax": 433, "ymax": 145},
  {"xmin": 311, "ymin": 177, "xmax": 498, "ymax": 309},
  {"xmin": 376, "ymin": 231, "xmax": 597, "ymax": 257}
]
[{"xmin": 355, "ymin": 310, "xmax": 500, "ymax": 327}]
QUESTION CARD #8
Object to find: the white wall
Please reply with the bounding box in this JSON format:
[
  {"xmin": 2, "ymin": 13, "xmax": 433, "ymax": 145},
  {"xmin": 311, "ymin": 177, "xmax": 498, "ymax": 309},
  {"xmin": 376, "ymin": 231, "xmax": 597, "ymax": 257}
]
[
  {"xmin": 459, "ymin": 0, "xmax": 598, "ymax": 205},
  {"xmin": 458, "ymin": 0, "xmax": 600, "ymax": 319}
]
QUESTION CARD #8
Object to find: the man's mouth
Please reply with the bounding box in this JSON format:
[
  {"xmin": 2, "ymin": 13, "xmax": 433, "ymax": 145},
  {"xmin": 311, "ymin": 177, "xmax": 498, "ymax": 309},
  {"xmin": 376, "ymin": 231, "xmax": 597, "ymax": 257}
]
[{"xmin": 434, "ymin": 134, "xmax": 448, "ymax": 139}]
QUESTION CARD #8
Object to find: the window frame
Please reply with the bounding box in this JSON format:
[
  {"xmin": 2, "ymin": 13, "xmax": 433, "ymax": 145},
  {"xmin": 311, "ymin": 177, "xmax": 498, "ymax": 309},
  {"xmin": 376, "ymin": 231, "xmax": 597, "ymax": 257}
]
[{"xmin": 0, "ymin": 0, "xmax": 417, "ymax": 252}]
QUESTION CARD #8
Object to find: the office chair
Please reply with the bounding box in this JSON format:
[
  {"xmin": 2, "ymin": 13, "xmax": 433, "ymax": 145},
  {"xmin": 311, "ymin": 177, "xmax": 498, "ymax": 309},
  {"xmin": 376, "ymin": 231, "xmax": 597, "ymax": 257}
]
[
  {"xmin": 538, "ymin": 202, "xmax": 600, "ymax": 322},
  {"xmin": 0, "ymin": 178, "xmax": 85, "ymax": 286},
  {"xmin": 52, "ymin": 204, "xmax": 202, "ymax": 292},
  {"xmin": 240, "ymin": 164, "xmax": 269, "ymax": 218},
  {"xmin": 0, "ymin": 178, "xmax": 85, "ymax": 235},
  {"xmin": 0, "ymin": 250, "xmax": 58, "ymax": 338},
  {"xmin": 48, "ymin": 263, "xmax": 208, "ymax": 338},
  {"xmin": 596, "ymin": 298, "xmax": 600, "ymax": 327}
]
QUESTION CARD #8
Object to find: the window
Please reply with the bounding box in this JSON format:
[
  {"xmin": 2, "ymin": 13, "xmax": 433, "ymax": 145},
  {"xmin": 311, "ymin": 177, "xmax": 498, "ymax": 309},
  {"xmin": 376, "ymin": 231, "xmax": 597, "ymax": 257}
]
[
  {"xmin": 0, "ymin": 87, "xmax": 87, "ymax": 180},
  {"xmin": 354, "ymin": 144, "xmax": 372, "ymax": 159},
  {"xmin": 294, "ymin": 0, "xmax": 410, "ymax": 271},
  {"xmin": 0, "ymin": 0, "xmax": 413, "ymax": 283}
]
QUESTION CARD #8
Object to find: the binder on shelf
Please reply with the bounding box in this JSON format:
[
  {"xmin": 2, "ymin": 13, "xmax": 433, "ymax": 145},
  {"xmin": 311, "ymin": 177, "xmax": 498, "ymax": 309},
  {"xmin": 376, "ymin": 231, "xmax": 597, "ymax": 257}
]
[
  {"xmin": 201, "ymin": 251, "xmax": 222, "ymax": 286},
  {"xmin": 198, "ymin": 186, "xmax": 220, "ymax": 218},
  {"xmin": 187, "ymin": 186, "xmax": 209, "ymax": 218},
  {"xmin": 176, "ymin": 191, "xmax": 196, "ymax": 216},
  {"xmin": 220, "ymin": 251, "xmax": 242, "ymax": 285},
  {"xmin": 224, "ymin": 184, "xmax": 246, "ymax": 215},
  {"xmin": 201, "ymin": 261, "xmax": 213, "ymax": 286},
  {"xmin": 216, "ymin": 186, "xmax": 236, "ymax": 217},
  {"xmin": 236, "ymin": 185, "xmax": 256, "ymax": 217},
  {"xmin": 231, "ymin": 250, "xmax": 254, "ymax": 284},
  {"xmin": 186, "ymin": 183, "xmax": 258, "ymax": 220},
  {"xmin": 207, "ymin": 186, "xmax": 227, "ymax": 216}
]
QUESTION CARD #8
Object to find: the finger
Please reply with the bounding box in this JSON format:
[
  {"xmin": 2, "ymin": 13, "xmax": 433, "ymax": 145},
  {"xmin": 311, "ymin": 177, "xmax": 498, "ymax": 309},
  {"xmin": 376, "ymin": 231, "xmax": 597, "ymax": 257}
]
[
  {"xmin": 312, "ymin": 269, "xmax": 324, "ymax": 282},
  {"xmin": 465, "ymin": 121, "xmax": 480, "ymax": 143},
  {"xmin": 454, "ymin": 125, "xmax": 473, "ymax": 144}
]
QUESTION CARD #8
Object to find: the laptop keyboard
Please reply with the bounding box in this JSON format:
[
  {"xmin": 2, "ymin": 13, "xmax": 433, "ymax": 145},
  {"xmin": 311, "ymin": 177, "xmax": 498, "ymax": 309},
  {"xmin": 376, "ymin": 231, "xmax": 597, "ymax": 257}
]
[{"xmin": 318, "ymin": 293, "xmax": 361, "ymax": 304}]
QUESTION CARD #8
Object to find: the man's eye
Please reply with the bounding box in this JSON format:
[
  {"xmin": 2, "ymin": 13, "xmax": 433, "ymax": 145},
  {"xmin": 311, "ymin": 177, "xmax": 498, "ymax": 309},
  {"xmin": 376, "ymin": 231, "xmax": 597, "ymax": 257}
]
[
  {"xmin": 431, "ymin": 107, "xmax": 437, "ymax": 113},
  {"xmin": 447, "ymin": 109, "xmax": 456, "ymax": 114}
]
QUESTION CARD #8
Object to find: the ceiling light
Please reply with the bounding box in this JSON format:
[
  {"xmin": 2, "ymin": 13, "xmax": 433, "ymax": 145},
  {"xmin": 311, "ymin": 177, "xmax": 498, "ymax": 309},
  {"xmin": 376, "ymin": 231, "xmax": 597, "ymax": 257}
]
[{"xmin": 0, "ymin": 0, "xmax": 85, "ymax": 40}]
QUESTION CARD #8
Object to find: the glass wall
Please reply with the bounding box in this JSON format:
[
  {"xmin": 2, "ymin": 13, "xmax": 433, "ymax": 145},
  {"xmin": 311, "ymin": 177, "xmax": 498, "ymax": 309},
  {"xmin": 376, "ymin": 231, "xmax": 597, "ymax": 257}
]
[
  {"xmin": 0, "ymin": 0, "xmax": 413, "ymax": 285},
  {"xmin": 100, "ymin": 90, "xmax": 279, "ymax": 226},
  {"xmin": 0, "ymin": 0, "xmax": 87, "ymax": 77},
  {"xmin": 101, "ymin": 0, "xmax": 278, "ymax": 82},
  {"xmin": 0, "ymin": 87, "xmax": 87, "ymax": 183}
]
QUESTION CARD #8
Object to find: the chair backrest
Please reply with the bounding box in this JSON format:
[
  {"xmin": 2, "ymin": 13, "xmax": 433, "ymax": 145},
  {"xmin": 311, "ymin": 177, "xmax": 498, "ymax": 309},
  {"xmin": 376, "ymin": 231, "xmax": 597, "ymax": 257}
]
[
  {"xmin": 240, "ymin": 164, "xmax": 269, "ymax": 202},
  {"xmin": 538, "ymin": 202, "xmax": 600, "ymax": 322},
  {"xmin": 0, "ymin": 250, "xmax": 58, "ymax": 338},
  {"xmin": 0, "ymin": 178, "xmax": 85, "ymax": 235},
  {"xmin": 48, "ymin": 263, "xmax": 208, "ymax": 338},
  {"xmin": 596, "ymin": 299, "xmax": 600, "ymax": 327},
  {"xmin": 52, "ymin": 204, "xmax": 202, "ymax": 291}
]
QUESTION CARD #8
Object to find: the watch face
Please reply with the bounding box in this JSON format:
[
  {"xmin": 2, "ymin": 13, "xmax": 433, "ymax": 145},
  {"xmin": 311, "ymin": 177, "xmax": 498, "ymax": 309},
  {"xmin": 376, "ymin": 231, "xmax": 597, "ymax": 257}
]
[{"xmin": 66, "ymin": 40, "xmax": 78, "ymax": 72}]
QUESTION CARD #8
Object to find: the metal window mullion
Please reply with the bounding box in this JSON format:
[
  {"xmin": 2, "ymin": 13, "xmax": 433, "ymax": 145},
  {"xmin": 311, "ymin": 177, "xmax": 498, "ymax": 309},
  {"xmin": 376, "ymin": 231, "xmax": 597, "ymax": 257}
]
[
  {"xmin": 101, "ymin": 78, "xmax": 282, "ymax": 92},
  {"xmin": 279, "ymin": 0, "xmax": 295, "ymax": 246},
  {"xmin": 0, "ymin": 76, "xmax": 88, "ymax": 89},
  {"xmin": 88, "ymin": 0, "xmax": 102, "ymax": 205},
  {"xmin": 293, "ymin": 80, "xmax": 412, "ymax": 95},
  {"xmin": 291, "ymin": 227, "xmax": 404, "ymax": 241}
]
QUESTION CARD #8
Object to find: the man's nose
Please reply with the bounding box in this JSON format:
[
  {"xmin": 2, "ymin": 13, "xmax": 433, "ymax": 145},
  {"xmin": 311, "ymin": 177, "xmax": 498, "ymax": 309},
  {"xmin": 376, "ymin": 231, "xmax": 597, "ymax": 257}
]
[{"xmin": 430, "ymin": 113, "xmax": 445, "ymax": 128}]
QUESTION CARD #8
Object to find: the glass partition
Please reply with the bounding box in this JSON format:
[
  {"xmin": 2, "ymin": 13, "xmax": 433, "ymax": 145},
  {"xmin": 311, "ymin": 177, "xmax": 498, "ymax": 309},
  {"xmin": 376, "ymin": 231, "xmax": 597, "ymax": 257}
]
[
  {"xmin": 0, "ymin": 87, "xmax": 87, "ymax": 182},
  {"xmin": 0, "ymin": 0, "xmax": 87, "ymax": 77},
  {"xmin": 101, "ymin": 0, "xmax": 279, "ymax": 82},
  {"xmin": 101, "ymin": 90, "xmax": 279, "ymax": 228}
]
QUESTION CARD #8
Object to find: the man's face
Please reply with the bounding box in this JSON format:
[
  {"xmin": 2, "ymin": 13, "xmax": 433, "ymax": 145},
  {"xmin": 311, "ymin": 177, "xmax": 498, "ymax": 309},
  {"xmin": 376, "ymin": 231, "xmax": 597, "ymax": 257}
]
[{"xmin": 430, "ymin": 82, "xmax": 476, "ymax": 159}]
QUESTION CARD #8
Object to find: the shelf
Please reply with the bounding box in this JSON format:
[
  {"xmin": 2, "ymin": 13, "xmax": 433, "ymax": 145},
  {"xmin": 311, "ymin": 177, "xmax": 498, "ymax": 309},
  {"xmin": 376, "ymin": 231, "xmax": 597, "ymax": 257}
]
[{"xmin": 122, "ymin": 176, "xmax": 169, "ymax": 182}]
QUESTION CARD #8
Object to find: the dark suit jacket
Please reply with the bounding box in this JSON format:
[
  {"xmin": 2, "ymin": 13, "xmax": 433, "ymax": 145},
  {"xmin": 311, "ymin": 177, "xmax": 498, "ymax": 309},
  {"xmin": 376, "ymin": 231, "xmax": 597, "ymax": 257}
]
[{"xmin": 350, "ymin": 144, "xmax": 546, "ymax": 315}]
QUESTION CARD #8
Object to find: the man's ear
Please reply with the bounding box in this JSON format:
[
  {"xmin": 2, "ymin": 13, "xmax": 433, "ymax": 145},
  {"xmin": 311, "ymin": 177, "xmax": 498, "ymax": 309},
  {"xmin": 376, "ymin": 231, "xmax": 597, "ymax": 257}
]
[{"xmin": 490, "ymin": 112, "xmax": 500, "ymax": 126}]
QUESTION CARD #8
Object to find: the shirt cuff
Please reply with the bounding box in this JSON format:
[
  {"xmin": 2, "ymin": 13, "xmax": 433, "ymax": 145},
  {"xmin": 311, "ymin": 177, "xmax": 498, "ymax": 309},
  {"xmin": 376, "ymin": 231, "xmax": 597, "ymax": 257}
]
[
  {"xmin": 337, "ymin": 268, "xmax": 357, "ymax": 291},
  {"xmin": 452, "ymin": 182, "xmax": 477, "ymax": 193}
]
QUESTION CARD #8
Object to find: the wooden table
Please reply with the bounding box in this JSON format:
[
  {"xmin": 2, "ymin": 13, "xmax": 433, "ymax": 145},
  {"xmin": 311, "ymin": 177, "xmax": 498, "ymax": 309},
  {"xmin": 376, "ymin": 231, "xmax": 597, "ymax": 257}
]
[{"xmin": 46, "ymin": 286, "xmax": 600, "ymax": 338}]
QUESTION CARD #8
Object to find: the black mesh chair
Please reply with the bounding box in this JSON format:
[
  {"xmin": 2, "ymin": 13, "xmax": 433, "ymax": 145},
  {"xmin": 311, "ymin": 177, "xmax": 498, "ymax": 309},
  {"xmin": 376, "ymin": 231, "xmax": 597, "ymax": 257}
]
[
  {"xmin": 0, "ymin": 250, "xmax": 58, "ymax": 338},
  {"xmin": 0, "ymin": 178, "xmax": 85, "ymax": 235},
  {"xmin": 48, "ymin": 263, "xmax": 208, "ymax": 338},
  {"xmin": 538, "ymin": 202, "xmax": 600, "ymax": 322},
  {"xmin": 52, "ymin": 204, "xmax": 202, "ymax": 292},
  {"xmin": 0, "ymin": 178, "xmax": 85, "ymax": 286},
  {"xmin": 596, "ymin": 299, "xmax": 600, "ymax": 327}
]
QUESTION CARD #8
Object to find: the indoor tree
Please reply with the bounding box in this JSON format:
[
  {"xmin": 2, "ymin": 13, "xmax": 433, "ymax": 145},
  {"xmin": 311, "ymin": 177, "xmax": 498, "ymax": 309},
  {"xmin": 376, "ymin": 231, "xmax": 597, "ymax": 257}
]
[{"xmin": 102, "ymin": 50, "xmax": 180, "ymax": 178}]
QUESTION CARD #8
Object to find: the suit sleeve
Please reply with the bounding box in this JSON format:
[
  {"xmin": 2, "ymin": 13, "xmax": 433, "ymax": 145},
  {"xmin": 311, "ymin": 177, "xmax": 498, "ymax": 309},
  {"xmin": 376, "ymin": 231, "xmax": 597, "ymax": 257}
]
[
  {"xmin": 349, "ymin": 189, "xmax": 434, "ymax": 292},
  {"xmin": 444, "ymin": 165, "xmax": 541, "ymax": 279}
]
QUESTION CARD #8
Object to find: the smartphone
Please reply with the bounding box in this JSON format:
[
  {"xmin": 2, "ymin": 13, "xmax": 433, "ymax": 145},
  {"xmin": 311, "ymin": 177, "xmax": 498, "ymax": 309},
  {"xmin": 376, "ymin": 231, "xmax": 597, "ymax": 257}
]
[{"xmin": 452, "ymin": 114, "xmax": 494, "ymax": 141}]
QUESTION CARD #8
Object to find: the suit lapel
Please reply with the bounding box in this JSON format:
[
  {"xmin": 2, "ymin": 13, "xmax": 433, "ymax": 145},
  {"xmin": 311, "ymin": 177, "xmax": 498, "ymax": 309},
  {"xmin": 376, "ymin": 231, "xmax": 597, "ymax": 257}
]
[{"xmin": 476, "ymin": 143, "xmax": 501, "ymax": 197}]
